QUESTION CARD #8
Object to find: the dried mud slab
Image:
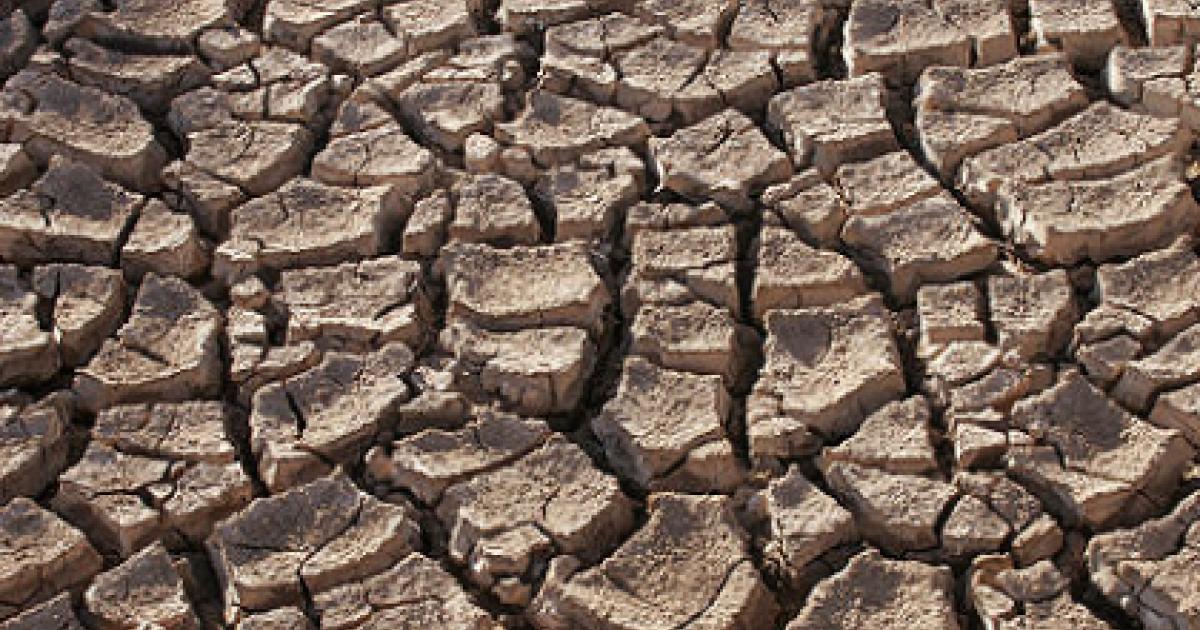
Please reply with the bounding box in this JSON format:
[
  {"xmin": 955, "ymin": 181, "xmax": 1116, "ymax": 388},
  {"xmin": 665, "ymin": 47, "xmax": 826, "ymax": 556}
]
[
  {"xmin": 73, "ymin": 0, "xmax": 247, "ymax": 52},
  {"xmin": 1028, "ymin": 0, "xmax": 1126, "ymax": 68},
  {"xmin": 273, "ymin": 256, "xmax": 431, "ymax": 352},
  {"xmin": 0, "ymin": 498, "xmax": 102, "ymax": 620},
  {"xmin": 767, "ymin": 73, "xmax": 898, "ymax": 175},
  {"xmin": 495, "ymin": 90, "xmax": 650, "ymax": 168},
  {"xmin": 121, "ymin": 201, "xmax": 212, "ymax": 281},
  {"xmin": 368, "ymin": 410, "xmax": 550, "ymax": 504},
  {"xmin": 207, "ymin": 473, "xmax": 421, "ymax": 623},
  {"xmin": 313, "ymin": 554, "xmax": 499, "ymax": 628},
  {"xmin": 628, "ymin": 299, "xmax": 755, "ymax": 385},
  {"xmin": 749, "ymin": 296, "xmax": 906, "ymax": 465},
  {"xmin": 960, "ymin": 103, "xmax": 1191, "ymax": 208},
  {"xmin": 987, "ymin": 269, "xmax": 1077, "ymax": 360},
  {"xmin": 0, "ymin": 392, "xmax": 71, "ymax": 505},
  {"xmin": 311, "ymin": 123, "xmax": 437, "ymax": 194},
  {"xmin": 754, "ymin": 465, "xmax": 858, "ymax": 590},
  {"xmin": 1, "ymin": 70, "xmax": 167, "ymax": 192},
  {"xmin": 1143, "ymin": 0, "xmax": 1200, "ymax": 46},
  {"xmin": 538, "ymin": 493, "xmax": 778, "ymax": 630},
  {"xmin": 1083, "ymin": 240, "xmax": 1200, "ymax": 343},
  {"xmin": 439, "ymin": 321, "xmax": 596, "ymax": 415},
  {"xmin": 249, "ymin": 343, "xmax": 414, "ymax": 493},
  {"xmin": 74, "ymin": 274, "xmax": 222, "ymax": 413},
  {"xmin": 62, "ymin": 38, "xmax": 211, "ymax": 112},
  {"xmin": 751, "ymin": 225, "xmax": 868, "ymax": 321},
  {"xmin": 446, "ymin": 174, "xmax": 541, "ymax": 247},
  {"xmin": 184, "ymin": 120, "xmax": 314, "ymax": 197},
  {"xmin": 83, "ymin": 543, "xmax": 200, "ymax": 629},
  {"xmin": 623, "ymin": 223, "xmax": 738, "ymax": 317},
  {"xmin": 994, "ymin": 156, "xmax": 1199, "ymax": 265},
  {"xmin": 915, "ymin": 53, "xmax": 1088, "ymax": 176},
  {"xmin": 649, "ymin": 108, "xmax": 792, "ymax": 211},
  {"xmin": 443, "ymin": 241, "xmax": 609, "ymax": 336},
  {"xmin": 787, "ymin": 549, "xmax": 959, "ymax": 629},
  {"xmin": 0, "ymin": 594, "xmax": 83, "ymax": 630},
  {"xmin": 819, "ymin": 398, "xmax": 958, "ymax": 553},
  {"xmin": 214, "ymin": 178, "xmax": 406, "ymax": 282},
  {"xmin": 0, "ymin": 159, "xmax": 144, "ymax": 267},
  {"xmin": 1115, "ymin": 322, "xmax": 1200, "ymax": 412},
  {"xmin": 842, "ymin": 193, "xmax": 998, "ymax": 302},
  {"xmin": 969, "ymin": 555, "xmax": 1109, "ymax": 628},
  {"xmin": 728, "ymin": 0, "xmax": 827, "ymax": 85},
  {"xmin": 54, "ymin": 401, "xmax": 252, "ymax": 557},
  {"xmin": 1088, "ymin": 491, "xmax": 1200, "ymax": 629},
  {"xmin": 541, "ymin": 14, "xmax": 779, "ymax": 123},
  {"xmin": 437, "ymin": 436, "xmax": 633, "ymax": 607},
  {"xmin": 536, "ymin": 147, "xmax": 645, "ymax": 243},
  {"xmin": 843, "ymin": 0, "xmax": 971, "ymax": 84},
  {"xmin": 1008, "ymin": 372, "xmax": 1194, "ymax": 528},
  {"xmin": 594, "ymin": 357, "xmax": 740, "ymax": 491},
  {"xmin": 0, "ymin": 267, "xmax": 57, "ymax": 387}
]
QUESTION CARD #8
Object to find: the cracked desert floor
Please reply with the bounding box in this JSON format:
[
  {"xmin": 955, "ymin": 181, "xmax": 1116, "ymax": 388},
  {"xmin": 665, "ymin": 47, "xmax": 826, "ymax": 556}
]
[{"xmin": 3, "ymin": 0, "xmax": 1200, "ymax": 628}]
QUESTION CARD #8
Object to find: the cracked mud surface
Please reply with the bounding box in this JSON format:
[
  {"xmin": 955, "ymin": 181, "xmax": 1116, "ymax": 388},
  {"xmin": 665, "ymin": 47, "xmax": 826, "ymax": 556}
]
[{"xmin": 3, "ymin": 0, "xmax": 1200, "ymax": 628}]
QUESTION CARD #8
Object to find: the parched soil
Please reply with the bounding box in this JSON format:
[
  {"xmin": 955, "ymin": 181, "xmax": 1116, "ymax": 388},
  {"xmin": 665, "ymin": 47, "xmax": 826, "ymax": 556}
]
[{"xmin": 4, "ymin": 0, "xmax": 1200, "ymax": 628}]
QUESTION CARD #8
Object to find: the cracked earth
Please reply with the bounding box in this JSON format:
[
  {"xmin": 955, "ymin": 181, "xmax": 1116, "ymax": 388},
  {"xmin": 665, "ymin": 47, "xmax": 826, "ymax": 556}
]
[{"xmin": 2, "ymin": 0, "xmax": 1200, "ymax": 627}]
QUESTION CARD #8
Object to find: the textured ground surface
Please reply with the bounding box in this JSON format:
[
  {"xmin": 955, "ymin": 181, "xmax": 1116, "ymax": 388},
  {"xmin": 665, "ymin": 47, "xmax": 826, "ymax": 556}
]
[{"xmin": 2, "ymin": 0, "xmax": 1200, "ymax": 628}]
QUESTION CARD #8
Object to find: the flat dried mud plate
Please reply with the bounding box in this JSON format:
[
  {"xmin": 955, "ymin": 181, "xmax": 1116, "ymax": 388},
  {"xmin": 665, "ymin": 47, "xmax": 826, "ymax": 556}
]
[{"xmin": 3, "ymin": 0, "xmax": 1200, "ymax": 628}]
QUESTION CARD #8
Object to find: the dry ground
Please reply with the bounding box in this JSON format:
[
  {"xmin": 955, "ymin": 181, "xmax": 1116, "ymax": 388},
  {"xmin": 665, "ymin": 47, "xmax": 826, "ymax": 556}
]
[{"xmin": 2, "ymin": 0, "xmax": 1200, "ymax": 627}]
